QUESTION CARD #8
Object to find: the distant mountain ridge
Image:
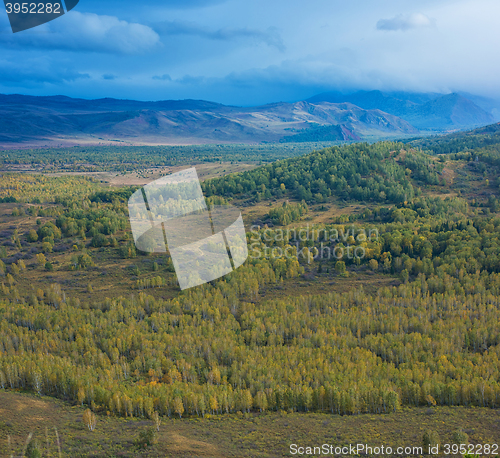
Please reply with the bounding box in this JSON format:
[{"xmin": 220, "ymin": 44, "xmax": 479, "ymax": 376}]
[
  {"xmin": 307, "ymin": 90, "xmax": 497, "ymax": 130},
  {"xmin": 0, "ymin": 94, "xmax": 417, "ymax": 148},
  {"xmin": 0, "ymin": 94, "xmax": 227, "ymax": 112},
  {"xmin": 0, "ymin": 91, "xmax": 497, "ymax": 148}
]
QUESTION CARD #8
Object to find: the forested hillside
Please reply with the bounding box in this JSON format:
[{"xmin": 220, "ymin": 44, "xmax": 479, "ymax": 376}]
[
  {"xmin": 2, "ymin": 211, "xmax": 500, "ymax": 417},
  {"xmin": 1, "ymin": 126, "xmax": 500, "ymax": 432},
  {"xmin": 203, "ymin": 141, "xmax": 441, "ymax": 203},
  {"xmin": 2, "ymin": 266, "xmax": 500, "ymax": 418},
  {"xmin": 409, "ymin": 122, "xmax": 500, "ymax": 155}
]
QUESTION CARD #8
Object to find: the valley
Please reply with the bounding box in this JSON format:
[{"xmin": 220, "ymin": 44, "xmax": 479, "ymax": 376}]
[{"xmin": 1, "ymin": 123, "xmax": 500, "ymax": 457}]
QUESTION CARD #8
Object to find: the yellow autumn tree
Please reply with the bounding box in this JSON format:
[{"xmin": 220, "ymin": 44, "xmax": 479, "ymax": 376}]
[{"xmin": 82, "ymin": 409, "xmax": 97, "ymax": 432}]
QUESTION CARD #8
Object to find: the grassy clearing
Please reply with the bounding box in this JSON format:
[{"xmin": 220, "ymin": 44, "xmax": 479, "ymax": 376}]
[
  {"xmin": 1, "ymin": 392, "xmax": 499, "ymax": 457},
  {"xmin": 254, "ymin": 267, "xmax": 400, "ymax": 303},
  {"xmin": 41, "ymin": 162, "xmax": 259, "ymax": 188},
  {"xmin": 0, "ymin": 199, "xmax": 399, "ymax": 304}
]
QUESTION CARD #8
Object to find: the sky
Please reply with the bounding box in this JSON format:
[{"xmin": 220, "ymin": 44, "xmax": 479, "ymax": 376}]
[{"xmin": 0, "ymin": 0, "xmax": 499, "ymax": 105}]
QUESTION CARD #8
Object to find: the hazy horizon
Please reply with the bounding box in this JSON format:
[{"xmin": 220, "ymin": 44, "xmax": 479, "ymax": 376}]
[
  {"xmin": 1, "ymin": 0, "xmax": 500, "ymax": 105},
  {"xmin": 1, "ymin": 88, "xmax": 496, "ymax": 107}
]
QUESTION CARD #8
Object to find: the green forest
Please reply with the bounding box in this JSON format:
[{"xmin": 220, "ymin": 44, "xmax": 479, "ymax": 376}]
[
  {"xmin": 202, "ymin": 141, "xmax": 441, "ymax": 203},
  {"xmin": 0, "ymin": 142, "xmax": 339, "ymax": 172},
  {"xmin": 1, "ymin": 123, "xmax": 500, "ymax": 456}
]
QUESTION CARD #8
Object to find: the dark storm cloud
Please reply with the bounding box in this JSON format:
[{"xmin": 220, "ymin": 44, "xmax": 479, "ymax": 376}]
[
  {"xmin": 1, "ymin": 0, "xmax": 500, "ymax": 104},
  {"xmin": 0, "ymin": 58, "xmax": 89, "ymax": 84},
  {"xmin": 153, "ymin": 20, "xmax": 285, "ymax": 51},
  {"xmin": 84, "ymin": 0, "xmax": 228, "ymax": 10},
  {"xmin": 377, "ymin": 13, "xmax": 433, "ymax": 31},
  {"xmin": 152, "ymin": 74, "xmax": 173, "ymax": 81}
]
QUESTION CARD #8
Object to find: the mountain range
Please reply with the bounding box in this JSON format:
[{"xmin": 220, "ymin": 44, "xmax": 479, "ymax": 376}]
[
  {"xmin": 0, "ymin": 91, "xmax": 497, "ymax": 148},
  {"xmin": 307, "ymin": 91, "xmax": 497, "ymax": 130}
]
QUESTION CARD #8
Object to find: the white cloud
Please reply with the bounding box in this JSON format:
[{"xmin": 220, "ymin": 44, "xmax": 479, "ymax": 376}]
[
  {"xmin": 0, "ymin": 12, "xmax": 161, "ymax": 54},
  {"xmin": 376, "ymin": 13, "xmax": 433, "ymax": 31}
]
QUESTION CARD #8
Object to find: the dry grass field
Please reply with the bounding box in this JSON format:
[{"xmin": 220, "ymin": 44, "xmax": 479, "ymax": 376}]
[
  {"xmin": 1, "ymin": 162, "xmax": 258, "ymax": 187},
  {"xmin": 1, "ymin": 391, "xmax": 499, "ymax": 458}
]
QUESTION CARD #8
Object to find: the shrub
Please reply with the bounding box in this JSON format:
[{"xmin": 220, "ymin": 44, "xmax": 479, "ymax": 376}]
[
  {"xmin": 27, "ymin": 230, "xmax": 38, "ymax": 243},
  {"xmin": 135, "ymin": 427, "xmax": 157, "ymax": 448},
  {"xmin": 26, "ymin": 438, "xmax": 42, "ymax": 458},
  {"xmin": 91, "ymin": 233, "xmax": 108, "ymax": 248},
  {"xmin": 36, "ymin": 253, "xmax": 46, "ymax": 266},
  {"xmin": 71, "ymin": 253, "xmax": 94, "ymax": 269},
  {"xmin": 422, "ymin": 430, "xmax": 440, "ymax": 455},
  {"xmin": 452, "ymin": 429, "xmax": 468, "ymax": 445},
  {"xmin": 335, "ymin": 261, "xmax": 346, "ymax": 275}
]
